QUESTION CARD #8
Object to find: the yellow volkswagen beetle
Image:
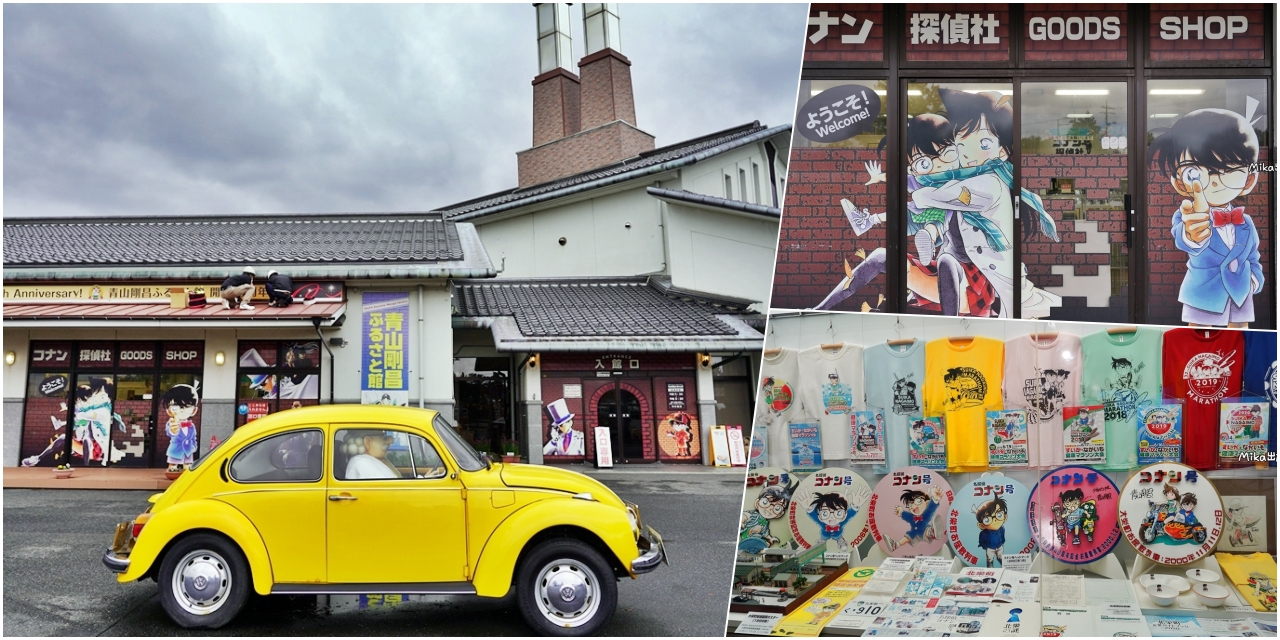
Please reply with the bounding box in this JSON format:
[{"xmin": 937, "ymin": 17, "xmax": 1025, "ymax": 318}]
[{"xmin": 102, "ymin": 405, "xmax": 665, "ymax": 635}]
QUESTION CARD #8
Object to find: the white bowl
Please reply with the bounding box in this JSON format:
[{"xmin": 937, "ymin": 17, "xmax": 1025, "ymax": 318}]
[
  {"xmin": 1186, "ymin": 568, "xmax": 1221, "ymax": 585},
  {"xmin": 1165, "ymin": 575, "xmax": 1191, "ymax": 593},
  {"xmin": 1147, "ymin": 583, "xmax": 1177, "ymax": 606},
  {"xmin": 1193, "ymin": 583, "xmax": 1229, "ymax": 608},
  {"xmin": 1139, "ymin": 572, "xmax": 1165, "ymax": 589}
]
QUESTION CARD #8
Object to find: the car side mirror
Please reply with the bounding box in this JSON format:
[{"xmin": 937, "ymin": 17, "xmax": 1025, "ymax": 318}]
[{"xmin": 480, "ymin": 452, "xmax": 494, "ymax": 469}]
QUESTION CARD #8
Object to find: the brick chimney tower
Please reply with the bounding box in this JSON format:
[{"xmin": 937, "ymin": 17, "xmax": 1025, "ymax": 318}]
[{"xmin": 517, "ymin": 3, "xmax": 655, "ymax": 188}]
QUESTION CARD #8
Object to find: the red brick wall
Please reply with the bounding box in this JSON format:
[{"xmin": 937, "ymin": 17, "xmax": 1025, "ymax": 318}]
[
  {"xmin": 1149, "ymin": 5, "xmax": 1266, "ymax": 61},
  {"xmin": 1024, "ymin": 4, "xmax": 1128, "ymax": 62},
  {"xmin": 906, "ymin": 4, "xmax": 1010, "ymax": 62},
  {"xmin": 772, "ymin": 147, "xmax": 886, "ymax": 312},
  {"xmin": 1022, "ymin": 154, "xmax": 1129, "ymax": 290},
  {"xmin": 653, "ymin": 375, "xmax": 700, "ymax": 462},
  {"xmin": 804, "ymin": 6, "xmax": 885, "ymax": 63},
  {"xmin": 1147, "ymin": 147, "xmax": 1272, "ymax": 327}
]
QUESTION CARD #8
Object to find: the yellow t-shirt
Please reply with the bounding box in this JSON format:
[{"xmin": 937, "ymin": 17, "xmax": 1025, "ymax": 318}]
[{"xmin": 924, "ymin": 336, "xmax": 1004, "ymax": 472}]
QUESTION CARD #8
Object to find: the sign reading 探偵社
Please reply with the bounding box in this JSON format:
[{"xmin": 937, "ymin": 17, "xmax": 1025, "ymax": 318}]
[{"xmin": 361, "ymin": 292, "xmax": 410, "ymax": 406}]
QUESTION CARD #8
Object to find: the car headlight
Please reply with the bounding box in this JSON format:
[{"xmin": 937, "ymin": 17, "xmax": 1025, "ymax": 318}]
[{"xmin": 625, "ymin": 501, "xmax": 641, "ymax": 535}]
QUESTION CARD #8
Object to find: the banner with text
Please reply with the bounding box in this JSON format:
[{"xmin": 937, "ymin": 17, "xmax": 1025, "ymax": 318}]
[{"xmin": 361, "ymin": 292, "xmax": 410, "ymax": 406}]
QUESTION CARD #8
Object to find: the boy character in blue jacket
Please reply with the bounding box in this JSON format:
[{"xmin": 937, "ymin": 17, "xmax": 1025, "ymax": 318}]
[{"xmin": 1148, "ymin": 107, "xmax": 1264, "ymax": 327}]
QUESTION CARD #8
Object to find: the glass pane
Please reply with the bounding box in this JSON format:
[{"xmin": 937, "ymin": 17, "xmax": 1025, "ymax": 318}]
[
  {"xmin": 409, "ymin": 435, "xmax": 447, "ymax": 479},
  {"xmin": 1146, "ymin": 79, "xmax": 1271, "ymax": 328},
  {"xmin": 21, "ymin": 372, "xmax": 71, "ymax": 467},
  {"xmin": 1021, "ymin": 81, "xmax": 1129, "ymax": 321},
  {"xmin": 114, "ymin": 374, "xmax": 155, "ymax": 468},
  {"xmin": 71, "ymin": 375, "xmax": 116, "ymax": 466},
  {"xmin": 773, "ymin": 78, "xmax": 887, "ymax": 313},
  {"xmin": 239, "ymin": 341, "xmax": 277, "ymax": 368},
  {"xmin": 158, "ymin": 374, "xmax": 202, "ymax": 468},
  {"xmin": 230, "ymin": 429, "xmax": 322, "ymax": 483},
  {"xmin": 906, "ymin": 82, "xmax": 1015, "ymax": 318},
  {"xmin": 335, "ymin": 428, "xmax": 412, "ymax": 480}
]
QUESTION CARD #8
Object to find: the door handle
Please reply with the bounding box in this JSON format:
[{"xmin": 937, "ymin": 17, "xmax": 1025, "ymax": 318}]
[{"xmin": 328, "ymin": 494, "xmax": 357, "ymax": 501}]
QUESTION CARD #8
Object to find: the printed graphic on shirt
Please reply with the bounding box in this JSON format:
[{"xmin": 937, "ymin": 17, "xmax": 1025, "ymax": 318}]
[
  {"xmin": 1021, "ymin": 368, "xmax": 1070, "ymax": 423},
  {"xmin": 1102, "ymin": 358, "xmax": 1148, "ymax": 421},
  {"xmin": 1266, "ymin": 361, "xmax": 1277, "ymax": 407},
  {"xmin": 823, "ymin": 372, "xmax": 854, "ymax": 415},
  {"xmin": 762, "ymin": 376, "xmax": 794, "ymax": 413},
  {"xmin": 943, "ymin": 367, "xmax": 988, "ymax": 410},
  {"xmin": 892, "ymin": 373, "xmax": 921, "ymax": 415},
  {"xmin": 1183, "ymin": 350, "xmax": 1237, "ymax": 404}
]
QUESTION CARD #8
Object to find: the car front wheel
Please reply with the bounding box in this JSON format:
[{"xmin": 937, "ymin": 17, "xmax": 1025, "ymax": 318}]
[
  {"xmin": 157, "ymin": 533, "xmax": 250, "ymax": 629},
  {"xmin": 516, "ymin": 538, "xmax": 618, "ymax": 636}
]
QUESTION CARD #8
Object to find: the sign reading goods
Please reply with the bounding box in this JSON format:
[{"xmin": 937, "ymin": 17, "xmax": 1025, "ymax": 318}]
[{"xmin": 1028, "ymin": 16, "xmax": 1121, "ymax": 41}]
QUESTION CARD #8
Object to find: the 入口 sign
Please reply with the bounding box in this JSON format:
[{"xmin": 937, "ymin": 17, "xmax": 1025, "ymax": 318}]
[{"xmin": 1159, "ymin": 15, "xmax": 1249, "ymax": 40}]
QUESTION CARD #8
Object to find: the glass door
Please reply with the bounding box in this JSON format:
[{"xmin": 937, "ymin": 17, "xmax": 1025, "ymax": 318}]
[
  {"xmin": 1020, "ymin": 81, "xmax": 1131, "ymax": 322},
  {"xmin": 904, "ymin": 81, "xmax": 1016, "ymax": 318}
]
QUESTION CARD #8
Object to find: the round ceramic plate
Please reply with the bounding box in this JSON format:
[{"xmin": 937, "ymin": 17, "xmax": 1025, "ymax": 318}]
[
  {"xmin": 1118, "ymin": 462, "xmax": 1223, "ymax": 565},
  {"xmin": 739, "ymin": 467, "xmax": 799, "ymax": 553},
  {"xmin": 948, "ymin": 473, "xmax": 1034, "ymax": 567},
  {"xmin": 1028, "ymin": 465, "xmax": 1121, "ymax": 564},
  {"xmin": 868, "ymin": 466, "xmax": 954, "ymax": 557},
  {"xmin": 788, "ymin": 467, "xmax": 873, "ymax": 552}
]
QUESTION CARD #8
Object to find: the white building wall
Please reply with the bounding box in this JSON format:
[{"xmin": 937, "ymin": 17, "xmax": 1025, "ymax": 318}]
[{"xmin": 662, "ymin": 203, "xmax": 779, "ymax": 304}]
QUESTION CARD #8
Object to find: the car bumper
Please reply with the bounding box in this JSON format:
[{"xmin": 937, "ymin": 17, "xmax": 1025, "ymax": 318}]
[
  {"xmin": 103, "ymin": 548, "xmax": 131, "ymax": 573},
  {"xmin": 631, "ymin": 525, "xmax": 667, "ymax": 574}
]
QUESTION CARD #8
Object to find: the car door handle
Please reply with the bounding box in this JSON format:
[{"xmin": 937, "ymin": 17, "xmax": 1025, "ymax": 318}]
[{"xmin": 328, "ymin": 494, "xmax": 357, "ymax": 501}]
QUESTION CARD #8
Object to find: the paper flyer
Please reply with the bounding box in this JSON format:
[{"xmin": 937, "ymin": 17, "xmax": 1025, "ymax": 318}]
[
  {"xmin": 1145, "ymin": 614, "xmax": 1203, "ymax": 637},
  {"xmin": 748, "ymin": 424, "xmax": 767, "ymax": 470},
  {"xmin": 851, "ymin": 409, "xmax": 886, "ymax": 462},
  {"xmin": 908, "ymin": 415, "xmax": 946, "ymax": 469},
  {"xmin": 1041, "ymin": 607, "xmax": 1094, "ymax": 637},
  {"xmin": 986, "ymin": 409, "xmax": 1029, "ymax": 466},
  {"xmin": 1137, "ymin": 402, "xmax": 1183, "ymax": 464},
  {"xmin": 825, "ymin": 596, "xmax": 892, "ymax": 632},
  {"xmin": 1062, "ymin": 405, "xmax": 1106, "ymax": 463},
  {"xmin": 1094, "ymin": 608, "xmax": 1149, "ymax": 637},
  {"xmin": 983, "ymin": 602, "xmax": 1040, "ymax": 637},
  {"xmin": 993, "ymin": 571, "xmax": 1039, "ymax": 603},
  {"xmin": 945, "ymin": 567, "xmax": 1002, "ymax": 599},
  {"xmin": 770, "ymin": 572, "xmax": 872, "ymax": 636},
  {"xmin": 1199, "ymin": 618, "xmax": 1266, "ymax": 637},
  {"xmin": 1219, "ymin": 398, "xmax": 1270, "ymax": 465},
  {"xmin": 1040, "ymin": 574, "xmax": 1087, "ymax": 608},
  {"xmin": 789, "ymin": 422, "xmax": 823, "ymax": 472},
  {"xmin": 735, "ymin": 611, "xmax": 783, "ymax": 635},
  {"xmin": 879, "ymin": 557, "xmax": 917, "ymax": 572}
]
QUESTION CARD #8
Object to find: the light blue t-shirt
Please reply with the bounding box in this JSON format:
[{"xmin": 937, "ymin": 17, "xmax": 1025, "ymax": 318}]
[{"xmin": 866, "ymin": 339, "xmax": 925, "ymax": 474}]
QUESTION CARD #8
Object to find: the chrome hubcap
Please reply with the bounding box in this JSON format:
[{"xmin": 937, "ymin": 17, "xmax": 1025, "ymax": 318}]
[
  {"xmin": 535, "ymin": 558, "xmax": 599, "ymax": 627},
  {"xmin": 171, "ymin": 549, "xmax": 231, "ymax": 616}
]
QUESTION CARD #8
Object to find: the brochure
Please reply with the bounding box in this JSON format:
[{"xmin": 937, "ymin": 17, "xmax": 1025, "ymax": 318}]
[
  {"xmin": 789, "ymin": 422, "xmax": 823, "ymax": 472},
  {"xmin": 1144, "ymin": 615, "xmax": 1203, "ymax": 637},
  {"xmin": 1219, "ymin": 397, "xmax": 1270, "ymax": 466},
  {"xmin": 825, "ymin": 596, "xmax": 892, "ymax": 632},
  {"xmin": 983, "ymin": 602, "xmax": 1040, "ymax": 637},
  {"xmin": 1093, "ymin": 606, "xmax": 1148, "ymax": 637},
  {"xmin": 1196, "ymin": 617, "xmax": 1263, "ymax": 637},
  {"xmin": 1137, "ymin": 401, "xmax": 1183, "ymax": 464},
  {"xmin": 908, "ymin": 415, "xmax": 946, "ymax": 469},
  {"xmin": 993, "ymin": 571, "xmax": 1039, "ymax": 603},
  {"xmin": 851, "ymin": 409, "xmax": 886, "ymax": 462},
  {"xmin": 1041, "ymin": 607, "xmax": 1093, "ymax": 637},
  {"xmin": 1062, "ymin": 405, "xmax": 1106, "ymax": 463},
  {"xmin": 986, "ymin": 409, "xmax": 1029, "ymax": 466},
  {"xmin": 945, "ymin": 567, "xmax": 1002, "ymax": 599},
  {"xmin": 770, "ymin": 572, "xmax": 872, "ymax": 637}
]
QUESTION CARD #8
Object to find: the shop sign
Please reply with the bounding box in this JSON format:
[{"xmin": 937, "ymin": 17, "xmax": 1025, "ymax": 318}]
[
  {"xmin": 29, "ymin": 342, "xmax": 72, "ymax": 369},
  {"xmin": 245, "ymin": 400, "xmax": 270, "ymax": 422},
  {"xmin": 562, "ymin": 384, "xmax": 582, "ymax": 399},
  {"xmin": 808, "ymin": 10, "xmax": 874, "ymax": 45},
  {"xmin": 39, "ymin": 374, "xmax": 69, "ymax": 397},
  {"xmin": 2, "ymin": 281, "xmax": 344, "ymax": 303},
  {"xmin": 1027, "ymin": 16, "xmax": 1121, "ymax": 41},
  {"xmin": 797, "ymin": 84, "xmax": 882, "ymax": 144},
  {"xmin": 117, "ymin": 343, "xmax": 157, "ymax": 368},
  {"xmin": 360, "ymin": 292, "xmax": 410, "ymax": 406},
  {"xmin": 666, "ymin": 383, "xmax": 686, "ymax": 409},
  {"xmin": 909, "ymin": 12, "xmax": 1000, "ymax": 45},
  {"xmin": 1158, "ymin": 15, "xmax": 1250, "ymax": 40},
  {"xmin": 1117, "ymin": 463, "xmax": 1223, "ymax": 565},
  {"xmin": 593, "ymin": 426, "xmax": 613, "ymax": 468},
  {"xmin": 77, "ymin": 343, "xmax": 115, "ymax": 367},
  {"xmin": 594, "ymin": 354, "xmax": 641, "ymax": 371},
  {"xmin": 162, "ymin": 343, "xmax": 204, "ymax": 369}
]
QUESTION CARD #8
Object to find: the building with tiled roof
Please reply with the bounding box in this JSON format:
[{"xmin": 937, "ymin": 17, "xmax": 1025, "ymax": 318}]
[{"xmin": 3, "ymin": 5, "xmax": 785, "ymax": 469}]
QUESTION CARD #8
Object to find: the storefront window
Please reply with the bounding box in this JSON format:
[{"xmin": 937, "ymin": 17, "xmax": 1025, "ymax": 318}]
[
  {"xmin": 453, "ymin": 357, "xmax": 510, "ymax": 456},
  {"xmin": 905, "ymin": 82, "xmax": 1015, "ymax": 318},
  {"xmin": 1145, "ymin": 78, "xmax": 1271, "ymax": 328},
  {"xmin": 775, "ymin": 78, "xmax": 887, "ymax": 313},
  {"xmin": 236, "ymin": 340, "xmax": 321, "ymax": 426},
  {"xmin": 1021, "ymin": 81, "xmax": 1130, "ymax": 321}
]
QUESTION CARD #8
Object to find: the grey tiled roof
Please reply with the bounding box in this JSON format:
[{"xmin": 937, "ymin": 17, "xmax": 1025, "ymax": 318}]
[
  {"xmin": 4, "ymin": 216, "xmax": 464, "ymax": 266},
  {"xmin": 439, "ymin": 121, "xmax": 783, "ymax": 219},
  {"xmin": 645, "ymin": 187, "xmax": 781, "ymax": 218},
  {"xmin": 454, "ymin": 277, "xmax": 746, "ymax": 337}
]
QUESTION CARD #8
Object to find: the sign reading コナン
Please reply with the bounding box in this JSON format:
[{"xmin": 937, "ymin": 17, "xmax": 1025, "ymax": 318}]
[{"xmin": 797, "ymin": 84, "xmax": 882, "ymax": 144}]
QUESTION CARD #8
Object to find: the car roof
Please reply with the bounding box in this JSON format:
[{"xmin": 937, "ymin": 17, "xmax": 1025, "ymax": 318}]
[{"xmin": 224, "ymin": 404, "xmax": 440, "ymax": 448}]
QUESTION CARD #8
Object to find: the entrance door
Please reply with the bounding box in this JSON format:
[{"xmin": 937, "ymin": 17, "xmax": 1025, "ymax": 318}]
[
  {"xmin": 596, "ymin": 386, "xmax": 644, "ymax": 462},
  {"xmin": 902, "ymin": 80, "xmax": 1133, "ymax": 320}
]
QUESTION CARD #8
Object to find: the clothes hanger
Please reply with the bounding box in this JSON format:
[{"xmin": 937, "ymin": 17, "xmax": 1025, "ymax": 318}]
[
  {"xmin": 1106, "ymin": 325, "xmax": 1138, "ymax": 335},
  {"xmin": 763, "ymin": 322, "xmax": 782, "ymax": 356},
  {"xmin": 820, "ymin": 318, "xmax": 843, "ymax": 351},
  {"xmin": 887, "ymin": 316, "xmax": 915, "ymax": 346},
  {"xmin": 1030, "ymin": 320, "xmax": 1058, "ymax": 342},
  {"xmin": 949, "ymin": 317, "xmax": 974, "ymax": 345}
]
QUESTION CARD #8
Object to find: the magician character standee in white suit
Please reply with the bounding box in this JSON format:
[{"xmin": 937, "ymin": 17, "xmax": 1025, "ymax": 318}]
[{"xmin": 543, "ymin": 398, "xmax": 585, "ymax": 456}]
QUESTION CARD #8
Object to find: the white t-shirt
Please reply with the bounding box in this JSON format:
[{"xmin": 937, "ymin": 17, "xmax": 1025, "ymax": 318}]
[
  {"xmin": 346, "ymin": 454, "xmax": 401, "ymax": 480},
  {"xmin": 1003, "ymin": 333, "xmax": 1082, "ymax": 468},
  {"xmin": 797, "ymin": 343, "xmax": 865, "ymax": 463},
  {"xmin": 756, "ymin": 348, "xmax": 802, "ymax": 468}
]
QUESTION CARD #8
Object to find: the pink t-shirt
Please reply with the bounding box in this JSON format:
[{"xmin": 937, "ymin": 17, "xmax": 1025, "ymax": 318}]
[{"xmin": 1003, "ymin": 333, "xmax": 1082, "ymax": 468}]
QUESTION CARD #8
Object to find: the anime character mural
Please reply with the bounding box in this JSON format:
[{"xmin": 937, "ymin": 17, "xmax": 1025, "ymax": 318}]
[
  {"xmin": 1147, "ymin": 101, "xmax": 1264, "ymax": 327},
  {"xmin": 71, "ymin": 377, "xmax": 127, "ymax": 466},
  {"xmin": 815, "ymin": 89, "xmax": 1062, "ymax": 317},
  {"xmin": 665, "ymin": 411, "xmax": 695, "ymax": 457},
  {"xmin": 806, "ymin": 487, "xmax": 871, "ymax": 552},
  {"xmin": 162, "ymin": 383, "xmax": 200, "ymax": 472},
  {"xmin": 1050, "ymin": 488, "xmax": 1098, "ymax": 546},
  {"xmin": 974, "ymin": 496, "xmax": 1008, "ymax": 567},
  {"xmin": 543, "ymin": 398, "xmax": 585, "ymax": 456}
]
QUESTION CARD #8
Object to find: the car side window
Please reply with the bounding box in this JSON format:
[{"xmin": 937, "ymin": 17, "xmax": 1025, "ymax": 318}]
[
  {"xmin": 228, "ymin": 429, "xmax": 323, "ymax": 483},
  {"xmin": 335, "ymin": 428, "xmax": 446, "ymax": 481}
]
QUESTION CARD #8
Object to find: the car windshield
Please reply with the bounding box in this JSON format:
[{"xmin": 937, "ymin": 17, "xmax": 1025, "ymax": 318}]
[{"xmin": 433, "ymin": 414, "xmax": 486, "ymax": 472}]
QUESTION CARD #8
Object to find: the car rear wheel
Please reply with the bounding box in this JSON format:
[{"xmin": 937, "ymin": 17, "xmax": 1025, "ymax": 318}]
[
  {"xmin": 516, "ymin": 538, "xmax": 618, "ymax": 636},
  {"xmin": 157, "ymin": 533, "xmax": 250, "ymax": 629}
]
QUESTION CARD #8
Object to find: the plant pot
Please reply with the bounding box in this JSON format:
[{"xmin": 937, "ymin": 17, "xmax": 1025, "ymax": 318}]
[
  {"xmin": 164, "ymin": 470, "xmax": 183, "ymax": 480},
  {"xmin": 53, "ymin": 469, "xmax": 73, "ymax": 479},
  {"xmin": 502, "ymin": 454, "xmax": 520, "ymax": 464}
]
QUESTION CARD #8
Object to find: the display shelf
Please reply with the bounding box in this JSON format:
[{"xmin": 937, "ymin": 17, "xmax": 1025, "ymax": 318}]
[
  {"xmin": 1199, "ymin": 467, "xmax": 1277, "ymax": 480},
  {"xmin": 1130, "ymin": 554, "xmax": 1278, "ymax": 624}
]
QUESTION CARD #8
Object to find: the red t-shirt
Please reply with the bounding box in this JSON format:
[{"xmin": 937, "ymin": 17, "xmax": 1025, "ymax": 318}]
[{"xmin": 1162, "ymin": 328, "xmax": 1245, "ymax": 470}]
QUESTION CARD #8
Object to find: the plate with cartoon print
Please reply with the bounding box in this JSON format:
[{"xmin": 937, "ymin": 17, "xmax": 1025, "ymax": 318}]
[
  {"xmin": 1028, "ymin": 465, "xmax": 1121, "ymax": 564},
  {"xmin": 868, "ymin": 466, "xmax": 953, "ymax": 557},
  {"xmin": 948, "ymin": 473, "xmax": 1034, "ymax": 567},
  {"xmin": 788, "ymin": 467, "xmax": 873, "ymax": 552},
  {"xmin": 739, "ymin": 467, "xmax": 799, "ymax": 553},
  {"xmin": 1118, "ymin": 462, "xmax": 1223, "ymax": 565}
]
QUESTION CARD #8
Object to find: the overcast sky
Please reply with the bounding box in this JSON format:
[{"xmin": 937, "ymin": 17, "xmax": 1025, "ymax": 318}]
[{"xmin": 4, "ymin": 3, "xmax": 806, "ymax": 219}]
